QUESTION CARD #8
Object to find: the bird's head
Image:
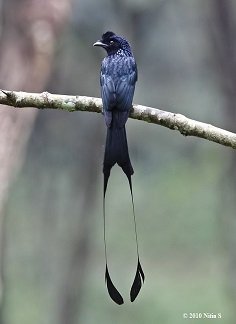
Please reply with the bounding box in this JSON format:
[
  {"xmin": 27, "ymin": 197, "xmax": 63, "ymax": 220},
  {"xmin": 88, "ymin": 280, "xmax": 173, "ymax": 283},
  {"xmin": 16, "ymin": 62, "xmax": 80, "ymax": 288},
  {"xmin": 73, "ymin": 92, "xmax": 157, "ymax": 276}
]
[{"xmin": 93, "ymin": 31, "xmax": 132, "ymax": 56}]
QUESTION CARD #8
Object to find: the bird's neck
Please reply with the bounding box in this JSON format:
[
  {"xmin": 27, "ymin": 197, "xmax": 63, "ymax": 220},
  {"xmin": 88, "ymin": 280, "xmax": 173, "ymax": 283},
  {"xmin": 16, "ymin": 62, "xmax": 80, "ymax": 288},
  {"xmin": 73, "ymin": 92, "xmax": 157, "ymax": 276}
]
[{"xmin": 107, "ymin": 48, "xmax": 132, "ymax": 57}]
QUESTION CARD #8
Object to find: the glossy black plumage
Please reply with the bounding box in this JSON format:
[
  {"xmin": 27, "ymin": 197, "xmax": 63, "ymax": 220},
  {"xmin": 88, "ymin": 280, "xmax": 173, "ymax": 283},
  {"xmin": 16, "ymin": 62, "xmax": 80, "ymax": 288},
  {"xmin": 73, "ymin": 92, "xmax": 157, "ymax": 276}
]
[
  {"xmin": 99, "ymin": 32, "xmax": 137, "ymax": 182},
  {"xmin": 94, "ymin": 31, "xmax": 144, "ymax": 304}
]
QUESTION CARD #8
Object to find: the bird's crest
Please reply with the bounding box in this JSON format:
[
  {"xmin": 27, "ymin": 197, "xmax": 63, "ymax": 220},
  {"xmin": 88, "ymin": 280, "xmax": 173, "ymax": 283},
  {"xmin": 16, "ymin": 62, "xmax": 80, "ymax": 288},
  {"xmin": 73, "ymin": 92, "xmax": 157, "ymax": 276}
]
[{"xmin": 102, "ymin": 31, "xmax": 115, "ymax": 40}]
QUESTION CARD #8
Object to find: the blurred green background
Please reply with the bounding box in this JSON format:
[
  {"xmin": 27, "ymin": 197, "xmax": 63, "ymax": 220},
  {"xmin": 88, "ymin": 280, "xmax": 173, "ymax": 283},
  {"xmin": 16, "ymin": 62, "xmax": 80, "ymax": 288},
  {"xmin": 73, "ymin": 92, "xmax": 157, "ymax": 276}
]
[{"xmin": 0, "ymin": 0, "xmax": 236, "ymax": 323}]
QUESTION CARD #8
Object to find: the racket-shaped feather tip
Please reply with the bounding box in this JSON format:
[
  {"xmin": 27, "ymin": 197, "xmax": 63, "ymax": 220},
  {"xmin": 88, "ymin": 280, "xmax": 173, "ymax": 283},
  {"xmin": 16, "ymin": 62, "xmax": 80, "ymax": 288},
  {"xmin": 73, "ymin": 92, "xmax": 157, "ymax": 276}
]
[{"xmin": 105, "ymin": 265, "xmax": 124, "ymax": 305}]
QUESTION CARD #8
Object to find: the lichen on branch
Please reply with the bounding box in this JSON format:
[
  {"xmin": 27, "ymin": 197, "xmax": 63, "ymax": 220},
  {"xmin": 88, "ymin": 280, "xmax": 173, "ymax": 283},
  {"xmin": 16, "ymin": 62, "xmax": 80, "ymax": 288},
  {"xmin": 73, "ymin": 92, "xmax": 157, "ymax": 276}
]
[{"xmin": 1, "ymin": 89, "xmax": 236, "ymax": 149}]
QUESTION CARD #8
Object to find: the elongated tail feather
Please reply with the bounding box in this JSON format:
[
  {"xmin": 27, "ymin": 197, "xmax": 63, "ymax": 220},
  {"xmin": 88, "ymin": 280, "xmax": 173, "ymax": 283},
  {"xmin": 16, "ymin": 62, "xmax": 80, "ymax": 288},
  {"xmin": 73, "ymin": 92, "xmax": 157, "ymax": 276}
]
[
  {"xmin": 105, "ymin": 265, "xmax": 124, "ymax": 305},
  {"xmin": 127, "ymin": 175, "xmax": 145, "ymax": 302},
  {"xmin": 103, "ymin": 116, "xmax": 144, "ymax": 304},
  {"xmin": 130, "ymin": 259, "xmax": 145, "ymax": 302},
  {"xmin": 103, "ymin": 182, "xmax": 124, "ymax": 304}
]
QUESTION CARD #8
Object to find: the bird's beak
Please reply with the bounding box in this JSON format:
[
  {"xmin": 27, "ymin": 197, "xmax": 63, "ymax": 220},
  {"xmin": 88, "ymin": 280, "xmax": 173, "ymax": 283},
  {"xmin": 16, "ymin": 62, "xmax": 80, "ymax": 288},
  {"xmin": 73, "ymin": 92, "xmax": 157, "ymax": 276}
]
[{"xmin": 93, "ymin": 40, "xmax": 107, "ymax": 48}]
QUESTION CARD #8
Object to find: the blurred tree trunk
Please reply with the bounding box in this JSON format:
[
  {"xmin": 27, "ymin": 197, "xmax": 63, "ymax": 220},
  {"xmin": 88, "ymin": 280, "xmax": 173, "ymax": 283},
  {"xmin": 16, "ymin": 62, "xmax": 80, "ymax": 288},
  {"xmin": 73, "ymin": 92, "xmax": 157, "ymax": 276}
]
[
  {"xmin": 57, "ymin": 121, "xmax": 102, "ymax": 324},
  {"xmin": 210, "ymin": 0, "xmax": 236, "ymax": 315},
  {"xmin": 0, "ymin": 0, "xmax": 71, "ymax": 317}
]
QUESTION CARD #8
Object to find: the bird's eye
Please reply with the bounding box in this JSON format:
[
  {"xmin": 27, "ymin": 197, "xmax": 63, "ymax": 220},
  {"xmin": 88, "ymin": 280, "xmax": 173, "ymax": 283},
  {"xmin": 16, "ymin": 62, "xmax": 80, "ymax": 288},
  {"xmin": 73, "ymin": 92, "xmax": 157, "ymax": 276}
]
[{"xmin": 109, "ymin": 40, "xmax": 114, "ymax": 45}]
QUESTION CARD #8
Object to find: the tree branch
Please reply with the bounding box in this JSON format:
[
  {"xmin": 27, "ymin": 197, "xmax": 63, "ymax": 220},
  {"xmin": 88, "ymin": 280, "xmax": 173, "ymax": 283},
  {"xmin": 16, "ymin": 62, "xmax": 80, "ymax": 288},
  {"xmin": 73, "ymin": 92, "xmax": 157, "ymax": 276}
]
[{"xmin": 1, "ymin": 89, "xmax": 236, "ymax": 149}]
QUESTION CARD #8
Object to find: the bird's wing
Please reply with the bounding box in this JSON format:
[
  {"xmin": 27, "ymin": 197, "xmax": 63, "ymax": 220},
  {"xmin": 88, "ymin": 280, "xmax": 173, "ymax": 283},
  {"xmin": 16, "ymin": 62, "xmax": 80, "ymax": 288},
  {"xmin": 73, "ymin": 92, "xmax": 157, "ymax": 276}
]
[
  {"xmin": 100, "ymin": 73, "xmax": 116, "ymax": 127},
  {"xmin": 115, "ymin": 57, "xmax": 137, "ymax": 127}
]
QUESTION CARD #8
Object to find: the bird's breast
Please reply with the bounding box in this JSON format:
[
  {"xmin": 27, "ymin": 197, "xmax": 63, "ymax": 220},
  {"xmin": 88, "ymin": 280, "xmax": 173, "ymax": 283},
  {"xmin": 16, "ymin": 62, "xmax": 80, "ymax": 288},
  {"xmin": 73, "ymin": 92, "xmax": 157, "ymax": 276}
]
[{"xmin": 102, "ymin": 55, "xmax": 133, "ymax": 79}]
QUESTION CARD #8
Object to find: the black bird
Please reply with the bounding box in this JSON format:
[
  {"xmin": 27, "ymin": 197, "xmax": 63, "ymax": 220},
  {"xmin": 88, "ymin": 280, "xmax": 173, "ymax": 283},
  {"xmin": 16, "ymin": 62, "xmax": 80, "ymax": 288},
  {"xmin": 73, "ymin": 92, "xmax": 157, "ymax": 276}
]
[{"xmin": 93, "ymin": 31, "xmax": 145, "ymax": 305}]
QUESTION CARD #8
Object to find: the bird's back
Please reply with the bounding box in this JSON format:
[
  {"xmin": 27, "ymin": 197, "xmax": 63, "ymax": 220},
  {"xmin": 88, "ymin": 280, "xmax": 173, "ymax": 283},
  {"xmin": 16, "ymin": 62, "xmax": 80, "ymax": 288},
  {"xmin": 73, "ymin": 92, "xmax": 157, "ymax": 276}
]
[{"xmin": 101, "ymin": 53, "xmax": 137, "ymax": 128}]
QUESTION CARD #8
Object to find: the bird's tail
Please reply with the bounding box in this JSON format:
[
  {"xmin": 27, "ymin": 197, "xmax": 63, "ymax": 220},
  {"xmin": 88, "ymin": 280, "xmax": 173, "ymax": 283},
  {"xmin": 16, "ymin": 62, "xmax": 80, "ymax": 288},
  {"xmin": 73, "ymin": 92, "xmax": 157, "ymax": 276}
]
[
  {"xmin": 102, "ymin": 122, "xmax": 145, "ymax": 304},
  {"xmin": 103, "ymin": 125, "xmax": 133, "ymax": 190}
]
